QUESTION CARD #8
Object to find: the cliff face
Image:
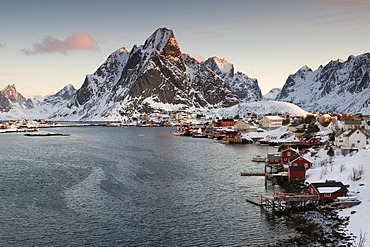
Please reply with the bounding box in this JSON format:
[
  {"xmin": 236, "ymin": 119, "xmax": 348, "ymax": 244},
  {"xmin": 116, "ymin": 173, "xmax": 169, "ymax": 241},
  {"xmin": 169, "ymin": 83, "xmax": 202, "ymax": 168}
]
[
  {"xmin": 204, "ymin": 57, "xmax": 262, "ymax": 102},
  {"xmin": 276, "ymin": 53, "xmax": 370, "ymax": 114}
]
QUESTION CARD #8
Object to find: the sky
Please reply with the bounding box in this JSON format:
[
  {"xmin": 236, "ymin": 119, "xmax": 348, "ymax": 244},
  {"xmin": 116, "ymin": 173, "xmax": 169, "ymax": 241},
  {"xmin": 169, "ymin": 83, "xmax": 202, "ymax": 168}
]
[{"xmin": 1, "ymin": 0, "xmax": 370, "ymax": 98}]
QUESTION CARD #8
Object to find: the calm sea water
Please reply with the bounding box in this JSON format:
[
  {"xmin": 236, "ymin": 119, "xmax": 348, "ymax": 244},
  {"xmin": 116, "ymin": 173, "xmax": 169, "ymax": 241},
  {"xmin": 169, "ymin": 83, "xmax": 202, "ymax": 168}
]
[{"xmin": 0, "ymin": 126, "xmax": 298, "ymax": 246}]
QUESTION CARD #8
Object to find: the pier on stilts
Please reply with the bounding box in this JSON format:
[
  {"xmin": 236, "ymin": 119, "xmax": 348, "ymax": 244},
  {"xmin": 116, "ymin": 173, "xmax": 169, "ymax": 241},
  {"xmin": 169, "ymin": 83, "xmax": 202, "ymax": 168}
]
[{"xmin": 247, "ymin": 192, "xmax": 320, "ymax": 213}]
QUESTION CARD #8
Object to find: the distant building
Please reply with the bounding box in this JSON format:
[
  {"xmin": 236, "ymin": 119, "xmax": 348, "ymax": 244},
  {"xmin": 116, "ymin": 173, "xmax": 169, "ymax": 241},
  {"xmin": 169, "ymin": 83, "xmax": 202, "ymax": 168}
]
[
  {"xmin": 288, "ymin": 122, "xmax": 305, "ymax": 133},
  {"xmin": 233, "ymin": 121, "xmax": 257, "ymax": 133},
  {"xmin": 335, "ymin": 128, "xmax": 367, "ymax": 150},
  {"xmin": 343, "ymin": 120, "xmax": 362, "ymax": 131},
  {"xmin": 220, "ymin": 119, "xmax": 235, "ymax": 127},
  {"xmin": 260, "ymin": 116, "xmax": 283, "ymax": 130}
]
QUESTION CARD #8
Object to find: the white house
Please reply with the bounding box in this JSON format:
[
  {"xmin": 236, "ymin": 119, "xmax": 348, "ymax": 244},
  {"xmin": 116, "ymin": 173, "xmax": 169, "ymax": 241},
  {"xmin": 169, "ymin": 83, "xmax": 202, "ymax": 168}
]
[
  {"xmin": 335, "ymin": 128, "xmax": 367, "ymax": 150},
  {"xmin": 343, "ymin": 120, "xmax": 362, "ymax": 131},
  {"xmin": 260, "ymin": 116, "xmax": 283, "ymax": 130},
  {"xmin": 233, "ymin": 121, "xmax": 258, "ymax": 133}
]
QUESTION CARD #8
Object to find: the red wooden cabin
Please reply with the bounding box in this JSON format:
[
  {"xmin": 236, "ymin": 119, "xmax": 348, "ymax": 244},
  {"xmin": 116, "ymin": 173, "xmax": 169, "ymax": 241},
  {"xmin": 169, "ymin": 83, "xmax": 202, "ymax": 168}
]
[
  {"xmin": 280, "ymin": 147, "xmax": 299, "ymax": 164},
  {"xmin": 288, "ymin": 153, "xmax": 313, "ymax": 169},
  {"xmin": 221, "ymin": 119, "xmax": 235, "ymax": 127},
  {"xmin": 288, "ymin": 166, "xmax": 306, "ymax": 179},
  {"xmin": 308, "ymin": 181, "xmax": 348, "ymax": 201},
  {"xmin": 267, "ymin": 154, "xmax": 281, "ymax": 164}
]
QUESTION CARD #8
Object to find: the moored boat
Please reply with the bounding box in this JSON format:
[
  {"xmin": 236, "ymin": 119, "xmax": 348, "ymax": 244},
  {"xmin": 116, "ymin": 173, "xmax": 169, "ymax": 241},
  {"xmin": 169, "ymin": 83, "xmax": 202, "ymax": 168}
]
[{"xmin": 251, "ymin": 155, "xmax": 266, "ymax": 162}]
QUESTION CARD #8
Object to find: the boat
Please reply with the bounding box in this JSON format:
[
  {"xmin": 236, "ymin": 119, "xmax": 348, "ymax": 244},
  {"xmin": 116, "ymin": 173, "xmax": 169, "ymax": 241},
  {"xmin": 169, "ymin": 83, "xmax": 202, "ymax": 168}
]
[{"xmin": 251, "ymin": 155, "xmax": 266, "ymax": 162}]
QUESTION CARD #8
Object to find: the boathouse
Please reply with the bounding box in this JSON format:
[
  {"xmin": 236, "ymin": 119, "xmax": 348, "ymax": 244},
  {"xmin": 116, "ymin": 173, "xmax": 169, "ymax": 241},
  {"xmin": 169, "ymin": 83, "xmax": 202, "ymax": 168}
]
[
  {"xmin": 288, "ymin": 166, "xmax": 306, "ymax": 180},
  {"xmin": 308, "ymin": 181, "xmax": 348, "ymax": 201},
  {"xmin": 288, "ymin": 153, "xmax": 313, "ymax": 169},
  {"xmin": 267, "ymin": 154, "xmax": 281, "ymax": 164},
  {"xmin": 280, "ymin": 147, "xmax": 299, "ymax": 164}
]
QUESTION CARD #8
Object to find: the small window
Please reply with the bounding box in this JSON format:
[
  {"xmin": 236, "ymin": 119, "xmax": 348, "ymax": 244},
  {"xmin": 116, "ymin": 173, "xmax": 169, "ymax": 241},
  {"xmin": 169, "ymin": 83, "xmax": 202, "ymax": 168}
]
[
  {"xmin": 287, "ymin": 152, "xmax": 291, "ymax": 156},
  {"xmin": 357, "ymin": 140, "xmax": 360, "ymax": 143},
  {"xmin": 324, "ymin": 193, "xmax": 331, "ymax": 197}
]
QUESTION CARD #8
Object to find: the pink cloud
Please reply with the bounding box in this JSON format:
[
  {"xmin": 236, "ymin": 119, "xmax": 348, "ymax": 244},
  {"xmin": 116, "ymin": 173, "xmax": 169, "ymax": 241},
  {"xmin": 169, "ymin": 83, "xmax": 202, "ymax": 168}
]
[{"xmin": 21, "ymin": 32, "xmax": 98, "ymax": 55}]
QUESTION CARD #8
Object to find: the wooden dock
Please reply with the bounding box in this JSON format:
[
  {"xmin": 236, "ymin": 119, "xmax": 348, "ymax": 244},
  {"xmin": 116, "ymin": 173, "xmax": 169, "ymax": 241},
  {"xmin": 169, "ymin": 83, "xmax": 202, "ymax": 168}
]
[
  {"xmin": 245, "ymin": 192, "xmax": 320, "ymax": 212},
  {"xmin": 245, "ymin": 197, "xmax": 263, "ymax": 206},
  {"xmin": 241, "ymin": 172, "xmax": 265, "ymax": 176}
]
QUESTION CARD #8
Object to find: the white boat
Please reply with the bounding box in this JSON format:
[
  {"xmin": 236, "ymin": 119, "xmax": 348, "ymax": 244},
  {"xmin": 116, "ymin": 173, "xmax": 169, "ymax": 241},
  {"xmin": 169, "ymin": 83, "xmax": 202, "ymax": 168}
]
[{"xmin": 251, "ymin": 155, "xmax": 266, "ymax": 162}]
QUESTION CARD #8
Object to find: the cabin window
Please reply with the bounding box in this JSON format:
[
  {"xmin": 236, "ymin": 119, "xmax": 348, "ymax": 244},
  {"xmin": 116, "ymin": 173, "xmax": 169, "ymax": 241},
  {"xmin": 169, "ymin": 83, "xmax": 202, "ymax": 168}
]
[
  {"xmin": 339, "ymin": 140, "xmax": 343, "ymax": 143},
  {"xmin": 287, "ymin": 152, "xmax": 291, "ymax": 156},
  {"xmin": 304, "ymin": 163, "xmax": 308, "ymax": 168},
  {"xmin": 324, "ymin": 193, "xmax": 331, "ymax": 197},
  {"xmin": 357, "ymin": 140, "xmax": 360, "ymax": 143}
]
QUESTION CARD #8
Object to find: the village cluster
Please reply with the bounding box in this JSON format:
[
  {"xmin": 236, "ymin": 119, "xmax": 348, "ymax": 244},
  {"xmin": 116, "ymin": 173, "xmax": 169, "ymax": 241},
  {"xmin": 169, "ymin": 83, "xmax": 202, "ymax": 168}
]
[{"xmin": 174, "ymin": 112, "xmax": 370, "ymax": 210}]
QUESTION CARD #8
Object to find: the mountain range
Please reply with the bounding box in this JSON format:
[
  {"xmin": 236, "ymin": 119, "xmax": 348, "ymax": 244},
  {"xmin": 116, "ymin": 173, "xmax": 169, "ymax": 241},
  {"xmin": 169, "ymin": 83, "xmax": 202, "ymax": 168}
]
[
  {"xmin": 0, "ymin": 27, "xmax": 369, "ymax": 120},
  {"xmin": 275, "ymin": 53, "xmax": 370, "ymax": 114}
]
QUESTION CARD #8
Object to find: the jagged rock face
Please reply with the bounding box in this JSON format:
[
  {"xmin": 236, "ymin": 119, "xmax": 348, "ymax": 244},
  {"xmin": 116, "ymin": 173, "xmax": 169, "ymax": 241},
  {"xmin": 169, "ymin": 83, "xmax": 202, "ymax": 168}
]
[
  {"xmin": 0, "ymin": 94, "xmax": 11, "ymax": 112},
  {"xmin": 203, "ymin": 57, "xmax": 262, "ymax": 102},
  {"xmin": 52, "ymin": 27, "xmax": 240, "ymax": 120},
  {"xmin": 204, "ymin": 57, "xmax": 234, "ymax": 79},
  {"xmin": 44, "ymin": 84, "xmax": 76, "ymax": 104},
  {"xmin": 0, "ymin": 84, "xmax": 32, "ymax": 112},
  {"xmin": 276, "ymin": 53, "xmax": 370, "ymax": 114},
  {"xmin": 1, "ymin": 84, "xmax": 27, "ymax": 104}
]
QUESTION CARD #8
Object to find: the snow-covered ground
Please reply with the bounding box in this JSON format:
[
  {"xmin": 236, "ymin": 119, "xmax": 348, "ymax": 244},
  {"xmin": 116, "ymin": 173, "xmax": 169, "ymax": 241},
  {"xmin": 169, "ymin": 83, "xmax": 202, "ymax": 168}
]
[
  {"xmin": 305, "ymin": 147, "xmax": 370, "ymax": 246},
  {"xmin": 244, "ymin": 126, "xmax": 370, "ymax": 245}
]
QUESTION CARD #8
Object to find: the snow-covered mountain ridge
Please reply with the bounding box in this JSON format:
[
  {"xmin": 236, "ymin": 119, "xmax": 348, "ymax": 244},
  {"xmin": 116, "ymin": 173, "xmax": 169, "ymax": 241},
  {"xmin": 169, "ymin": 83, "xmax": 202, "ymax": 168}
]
[
  {"xmin": 50, "ymin": 27, "xmax": 262, "ymax": 120},
  {"xmin": 276, "ymin": 53, "xmax": 370, "ymax": 114}
]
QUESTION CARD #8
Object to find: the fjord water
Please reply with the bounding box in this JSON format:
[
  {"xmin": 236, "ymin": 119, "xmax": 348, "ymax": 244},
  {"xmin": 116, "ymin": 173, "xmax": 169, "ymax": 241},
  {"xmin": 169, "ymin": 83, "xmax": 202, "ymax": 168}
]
[{"xmin": 0, "ymin": 126, "xmax": 297, "ymax": 246}]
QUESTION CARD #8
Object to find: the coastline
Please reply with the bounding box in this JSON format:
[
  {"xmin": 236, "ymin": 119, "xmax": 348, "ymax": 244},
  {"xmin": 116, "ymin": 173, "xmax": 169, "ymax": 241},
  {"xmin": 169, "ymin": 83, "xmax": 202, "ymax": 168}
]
[{"xmin": 266, "ymin": 181, "xmax": 354, "ymax": 246}]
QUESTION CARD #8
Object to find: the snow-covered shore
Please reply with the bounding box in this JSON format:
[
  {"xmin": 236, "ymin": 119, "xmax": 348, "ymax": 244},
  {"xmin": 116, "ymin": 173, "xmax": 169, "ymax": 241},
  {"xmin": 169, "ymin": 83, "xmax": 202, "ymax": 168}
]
[{"xmin": 305, "ymin": 148, "xmax": 370, "ymax": 246}]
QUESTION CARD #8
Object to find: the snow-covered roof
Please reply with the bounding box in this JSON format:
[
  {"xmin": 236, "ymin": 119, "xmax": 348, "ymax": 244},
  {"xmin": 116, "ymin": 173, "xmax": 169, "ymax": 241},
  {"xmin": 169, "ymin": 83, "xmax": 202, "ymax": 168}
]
[
  {"xmin": 263, "ymin": 116, "xmax": 283, "ymax": 120},
  {"xmin": 317, "ymin": 187, "xmax": 342, "ymax": 194}
]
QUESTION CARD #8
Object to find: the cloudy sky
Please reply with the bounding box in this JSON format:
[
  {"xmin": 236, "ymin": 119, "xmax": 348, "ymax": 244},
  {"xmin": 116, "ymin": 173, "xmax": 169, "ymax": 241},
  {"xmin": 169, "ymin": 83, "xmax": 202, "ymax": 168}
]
[{"xmin": 1, "ymin": 0, "xmax": 370, "ymax": 98}]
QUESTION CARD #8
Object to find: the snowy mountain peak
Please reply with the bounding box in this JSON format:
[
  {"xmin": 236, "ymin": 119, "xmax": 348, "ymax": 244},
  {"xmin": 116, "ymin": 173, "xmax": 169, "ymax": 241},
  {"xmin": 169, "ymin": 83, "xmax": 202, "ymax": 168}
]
[
  {"xmin": 119, "ymin": 46, "xmax": 130, "ymax": 53},
  {"xmin": 54, "ymin": 84, "xmax": 76, "ymax": 99},
  {"xmin": 142, "ymin": 27, "xmax": 180, "ymax": 57},
  {"xmin": 203, "ymin": 57, "xmax": 262, "ymax": 102},
  {"xmin": 212, "ymin": 56, "xmax": 233, "ymax": 76},
  {"xmin": 1, "ymin": 84, "xmax": 26, "ymax": 103},
  {"xmin": 276, "ymin": 52, "xmax": 370, "ymax": 114},
  {"xmin": 264, "ymin": 88, "xmax": 281, "ymax": 100},
  {"xmin": 298, "ymin": 65, "xmax": 311, "ymax": 72}
]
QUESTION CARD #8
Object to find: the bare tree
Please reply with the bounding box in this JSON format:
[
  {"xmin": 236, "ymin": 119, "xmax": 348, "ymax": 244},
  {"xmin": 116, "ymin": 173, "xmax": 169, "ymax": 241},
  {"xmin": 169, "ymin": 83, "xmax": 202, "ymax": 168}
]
[
  {"xmin": 339, "ymin": 163, "xmax": 346, "ymax": 173},
  {"xmin": 355, "ymin": 228, "xmax": 367, "ymax": 247},
  {"xmin": 350, "ymin": 165, "xmax": 366, "ymax": 181}
]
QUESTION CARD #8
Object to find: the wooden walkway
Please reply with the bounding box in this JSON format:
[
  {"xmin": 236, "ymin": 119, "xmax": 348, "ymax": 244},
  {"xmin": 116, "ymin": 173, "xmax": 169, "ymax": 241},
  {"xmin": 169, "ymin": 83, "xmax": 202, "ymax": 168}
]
[
  {"xmin": 240, "ymin": 172, "xmax": 265, "ymax": 176},
  {"xmin": 246, "ymin": 192, "xmax": 320, "ymax": 212}
]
